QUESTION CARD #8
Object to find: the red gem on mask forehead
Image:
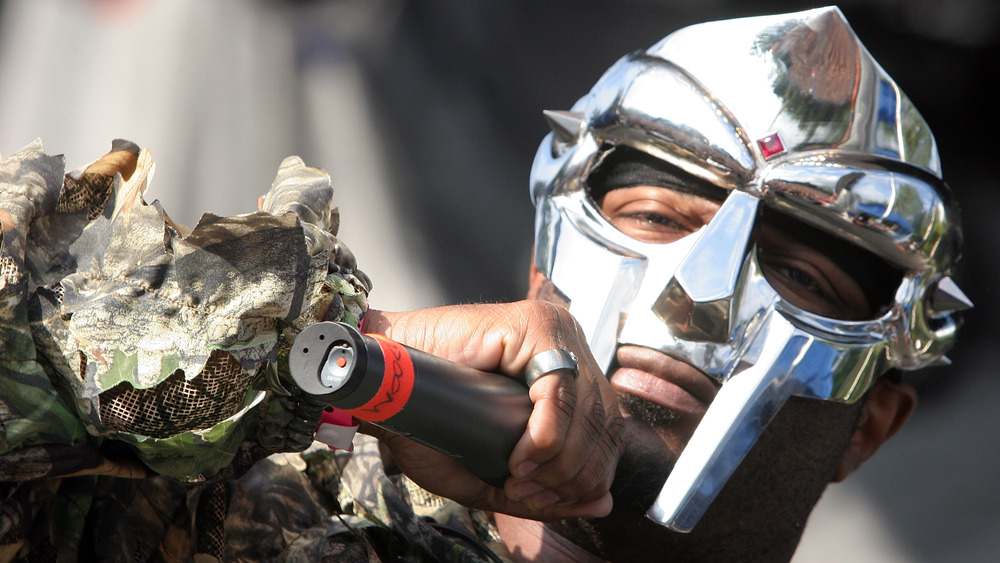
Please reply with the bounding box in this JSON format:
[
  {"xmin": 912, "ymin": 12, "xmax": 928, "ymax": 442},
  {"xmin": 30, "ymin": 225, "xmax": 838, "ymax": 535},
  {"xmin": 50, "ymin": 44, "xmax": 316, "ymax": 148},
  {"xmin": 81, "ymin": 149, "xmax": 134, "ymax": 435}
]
[{"xmin": 757, "ymin": 133, "xmax": 785, "ymax": 158}]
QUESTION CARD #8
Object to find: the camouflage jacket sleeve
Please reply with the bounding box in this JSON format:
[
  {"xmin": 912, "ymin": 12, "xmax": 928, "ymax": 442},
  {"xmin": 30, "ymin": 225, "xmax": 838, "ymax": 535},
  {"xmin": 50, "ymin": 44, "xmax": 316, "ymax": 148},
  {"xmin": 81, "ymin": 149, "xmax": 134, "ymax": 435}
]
[
  {"xmin": 224, "ymin": 435, "xmax": 512, "ymax": 563},
  {"xmin": 1, "ymin": 140, "xmax": 92, "ymax": 473}
]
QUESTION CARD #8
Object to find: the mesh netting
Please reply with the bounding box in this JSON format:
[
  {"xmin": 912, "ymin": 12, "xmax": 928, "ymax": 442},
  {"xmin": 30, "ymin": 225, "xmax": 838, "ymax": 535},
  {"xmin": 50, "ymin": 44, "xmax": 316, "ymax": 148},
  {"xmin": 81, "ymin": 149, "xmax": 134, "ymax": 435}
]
[
  {"xmin": 196, "ymin": 481, "xmax": 229, "ymax": 559},
  {"xmin": 56, "ymin": 175, "xmax": 112, "ymax": 219},
  {"xmin": 98, "ymin": 350, "xmax": 255, "ymax": 438},
  {"xmin": 0, "ymin": 255, "xmax": 21, "ymax": 287}
]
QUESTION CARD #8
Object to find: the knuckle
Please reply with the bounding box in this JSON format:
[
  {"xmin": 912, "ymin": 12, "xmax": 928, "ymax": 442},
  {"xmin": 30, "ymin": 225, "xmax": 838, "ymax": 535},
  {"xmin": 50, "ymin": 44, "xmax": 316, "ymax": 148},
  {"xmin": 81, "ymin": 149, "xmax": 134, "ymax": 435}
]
[
  {"xmin": 549, "ymin": 381, "xmax": 578, "ymax": 420},
  {"xmin": 530, "ymin": 425, "xmax": 563, "ymax": 456},
  {"xmin": 523, "ymin": 299, "xmax": 567, "ymax": 335}
]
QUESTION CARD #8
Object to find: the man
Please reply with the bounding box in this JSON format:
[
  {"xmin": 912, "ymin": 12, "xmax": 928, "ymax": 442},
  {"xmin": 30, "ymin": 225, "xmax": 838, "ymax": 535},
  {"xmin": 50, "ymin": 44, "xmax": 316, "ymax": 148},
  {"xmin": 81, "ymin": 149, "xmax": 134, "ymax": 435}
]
[
  {"xmin": 305, "ymin": 7, "xmax": 969, "ymax": 562},
  {"xmin": 452, "ymin": 6, "xmax": 968, "ymax": 561}
]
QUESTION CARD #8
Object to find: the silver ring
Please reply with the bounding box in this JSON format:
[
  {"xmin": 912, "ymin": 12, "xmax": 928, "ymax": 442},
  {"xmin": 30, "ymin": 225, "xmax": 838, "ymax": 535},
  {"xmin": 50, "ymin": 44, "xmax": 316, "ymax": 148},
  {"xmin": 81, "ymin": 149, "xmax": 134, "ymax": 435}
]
[{"xmin": 524, "ymin": 348, "xmax": 579, "ymax": 387}]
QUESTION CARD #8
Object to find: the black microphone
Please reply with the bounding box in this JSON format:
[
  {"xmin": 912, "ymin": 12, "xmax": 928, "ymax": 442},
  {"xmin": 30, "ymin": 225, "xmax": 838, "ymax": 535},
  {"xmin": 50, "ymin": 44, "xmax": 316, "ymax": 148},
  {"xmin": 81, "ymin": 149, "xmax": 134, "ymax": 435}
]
[{"xmin": 288, "ymin": 321, "xmax": 533, "ymax": 487}]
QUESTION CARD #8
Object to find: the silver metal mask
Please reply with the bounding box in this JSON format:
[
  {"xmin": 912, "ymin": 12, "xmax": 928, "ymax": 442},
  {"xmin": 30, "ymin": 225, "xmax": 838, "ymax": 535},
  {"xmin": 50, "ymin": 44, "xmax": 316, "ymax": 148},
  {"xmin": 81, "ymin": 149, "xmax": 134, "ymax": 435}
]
[{"xmin": 529, "ymin": 7, "xmax": 970, "ymax": 532}]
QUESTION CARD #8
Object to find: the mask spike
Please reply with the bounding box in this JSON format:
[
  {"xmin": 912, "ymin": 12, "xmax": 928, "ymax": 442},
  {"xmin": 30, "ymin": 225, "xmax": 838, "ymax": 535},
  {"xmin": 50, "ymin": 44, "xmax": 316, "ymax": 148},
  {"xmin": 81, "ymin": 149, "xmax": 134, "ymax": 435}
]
[
  {"xmin": 931, "ymin": 276, "xmax": 973, "ymax": 312},
  {"xmin": 543, "ymin": 110, "xmax": 585, "ymax": 143},
  {"xmin": 931, "ymin": 355, "xmax": 952, "ymax": 367}
]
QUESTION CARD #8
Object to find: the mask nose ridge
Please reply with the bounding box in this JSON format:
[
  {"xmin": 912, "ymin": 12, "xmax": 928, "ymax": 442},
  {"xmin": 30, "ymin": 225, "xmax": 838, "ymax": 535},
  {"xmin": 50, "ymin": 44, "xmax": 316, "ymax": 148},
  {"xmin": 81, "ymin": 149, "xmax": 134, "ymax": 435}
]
[{"xmin": 653, "ymin": 191, "xmax": 759, "ymax": 342}]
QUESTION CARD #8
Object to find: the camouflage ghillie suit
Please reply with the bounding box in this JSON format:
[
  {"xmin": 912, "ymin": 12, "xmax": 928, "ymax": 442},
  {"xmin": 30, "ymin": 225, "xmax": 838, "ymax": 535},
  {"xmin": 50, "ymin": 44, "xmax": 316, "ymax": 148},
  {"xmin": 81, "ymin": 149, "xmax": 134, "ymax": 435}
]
[
  {"xmin": 0, "ymin": 140, "xmax": 503, "ymax": 561},
  {"xmin": 225, "ymin": 435, "xmax": 509, "ymax": 562}
]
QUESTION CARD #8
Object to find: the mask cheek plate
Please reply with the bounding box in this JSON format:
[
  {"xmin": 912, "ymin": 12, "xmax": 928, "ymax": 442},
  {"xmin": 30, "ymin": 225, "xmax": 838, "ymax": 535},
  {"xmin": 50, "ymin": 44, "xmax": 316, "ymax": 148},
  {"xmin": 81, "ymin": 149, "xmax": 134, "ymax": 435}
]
[{"xmin": 650, "ymin": 191, "xmax": 758, "ymax": 343}]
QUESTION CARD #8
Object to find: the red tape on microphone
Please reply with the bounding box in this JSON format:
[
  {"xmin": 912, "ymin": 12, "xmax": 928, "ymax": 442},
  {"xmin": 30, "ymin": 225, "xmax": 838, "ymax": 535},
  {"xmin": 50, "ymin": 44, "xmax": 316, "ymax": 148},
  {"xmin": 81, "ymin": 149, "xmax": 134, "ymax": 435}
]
[{"xmin": 342, "ymin": 334, "xmax": 415, "ymax": 421}]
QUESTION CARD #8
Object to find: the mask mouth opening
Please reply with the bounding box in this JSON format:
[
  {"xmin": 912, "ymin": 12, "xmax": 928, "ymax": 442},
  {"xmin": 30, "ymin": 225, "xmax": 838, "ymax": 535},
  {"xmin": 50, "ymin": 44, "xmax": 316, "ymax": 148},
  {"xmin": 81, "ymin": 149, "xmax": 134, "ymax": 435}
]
[{"xmin": 755, "ymin": 206, "xmax": 905, "ymax": 320}]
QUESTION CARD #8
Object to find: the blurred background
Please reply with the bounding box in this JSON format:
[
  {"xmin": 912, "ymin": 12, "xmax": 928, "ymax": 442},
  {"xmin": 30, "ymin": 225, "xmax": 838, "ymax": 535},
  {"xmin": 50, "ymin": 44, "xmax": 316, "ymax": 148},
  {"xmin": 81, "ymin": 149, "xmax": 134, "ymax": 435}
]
[{"xmin": 0, "ymin": 1, "xmax": 995, "ymax": 560}]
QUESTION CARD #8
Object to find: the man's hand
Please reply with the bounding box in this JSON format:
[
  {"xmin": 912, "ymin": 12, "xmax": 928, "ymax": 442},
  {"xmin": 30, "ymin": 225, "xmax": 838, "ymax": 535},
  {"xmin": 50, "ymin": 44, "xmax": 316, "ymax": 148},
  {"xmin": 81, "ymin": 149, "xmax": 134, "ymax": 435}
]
[{"xmin": 361, "ymin": 301, "xmax": 624, "ymax": 521}]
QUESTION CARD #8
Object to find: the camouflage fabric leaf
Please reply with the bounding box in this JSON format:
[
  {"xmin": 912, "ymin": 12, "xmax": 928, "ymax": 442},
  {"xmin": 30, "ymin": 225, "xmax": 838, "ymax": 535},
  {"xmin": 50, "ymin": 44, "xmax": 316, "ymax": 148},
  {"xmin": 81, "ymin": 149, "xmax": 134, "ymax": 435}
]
[
  {"xmin": 260, "ymin": 155, "xmax": 371, "ymax": 333},
  {"xmin": 35, "ymin": 148, "xmax": 309, "ymax": 395},
  {"xmin": 1, "ymin": 140, "xmax": 87, "ymax": 455}
]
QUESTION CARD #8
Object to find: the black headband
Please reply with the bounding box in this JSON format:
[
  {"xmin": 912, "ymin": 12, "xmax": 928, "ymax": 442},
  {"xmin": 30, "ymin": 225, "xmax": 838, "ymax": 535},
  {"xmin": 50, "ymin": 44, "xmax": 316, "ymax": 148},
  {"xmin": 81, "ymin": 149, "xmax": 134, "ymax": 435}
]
[{"xmin": 586, "ymin": 146, "xmax": 727, "ymax": 201}]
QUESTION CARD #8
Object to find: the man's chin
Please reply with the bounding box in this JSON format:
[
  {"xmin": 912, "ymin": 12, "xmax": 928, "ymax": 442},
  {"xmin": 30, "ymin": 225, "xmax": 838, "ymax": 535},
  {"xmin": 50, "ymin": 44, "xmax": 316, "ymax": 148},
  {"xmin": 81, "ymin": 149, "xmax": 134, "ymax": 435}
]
[
  {"xmin": 602, "ymin": 393, "xmax": 695, "ymax": 520},
  {"xmin": 608, "ymin": 416, "xmax": 676, "ymax": 513}
]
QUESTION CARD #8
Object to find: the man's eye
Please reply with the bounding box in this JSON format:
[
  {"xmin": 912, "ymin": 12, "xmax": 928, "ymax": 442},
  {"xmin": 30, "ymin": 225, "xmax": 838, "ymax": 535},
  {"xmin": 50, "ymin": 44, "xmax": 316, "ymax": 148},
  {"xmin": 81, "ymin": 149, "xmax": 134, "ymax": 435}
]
[
  {"xmin": 757, "ymin": 244, "xmax": 870, "ymax": 320},
  {"xmin": 609, "ymin": 211, "xmax": 692, "ymax": 243},
  {"xmin": 598, "ymin": 186, "xmax": 721, "ymax": 244},
  {"xmin": 761, "ymin": 258, "xmax": 843, "ymax": 316},
  {"xmin": 620, "ymin": 212, "xmax": 685, "ymax": 230},
  {"xmin": 771, "ymin": 264, "xmax": 830, "ymax": 301}
]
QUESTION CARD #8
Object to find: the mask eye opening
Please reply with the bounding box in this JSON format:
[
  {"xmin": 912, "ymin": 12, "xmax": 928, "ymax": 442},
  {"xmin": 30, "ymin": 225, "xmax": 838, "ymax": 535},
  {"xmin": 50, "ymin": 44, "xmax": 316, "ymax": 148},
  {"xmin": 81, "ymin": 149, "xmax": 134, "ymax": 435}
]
[{"xmin": 755, "ymin": 206, "xmax": 905, "ymax": 319}]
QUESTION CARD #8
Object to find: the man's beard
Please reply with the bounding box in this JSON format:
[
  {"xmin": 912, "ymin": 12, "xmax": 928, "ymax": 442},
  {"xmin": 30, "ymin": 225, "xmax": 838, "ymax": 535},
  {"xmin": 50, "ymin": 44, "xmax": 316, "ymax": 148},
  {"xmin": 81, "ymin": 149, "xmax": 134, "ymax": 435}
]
[
  {"xmin": 617, "ymin": 391, "xmax": 680, "ymax": 429},
  {"xmin": 608, "ymin": 392, "xmax": 681, "ymax": 512}
]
